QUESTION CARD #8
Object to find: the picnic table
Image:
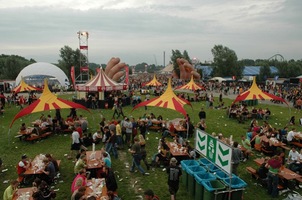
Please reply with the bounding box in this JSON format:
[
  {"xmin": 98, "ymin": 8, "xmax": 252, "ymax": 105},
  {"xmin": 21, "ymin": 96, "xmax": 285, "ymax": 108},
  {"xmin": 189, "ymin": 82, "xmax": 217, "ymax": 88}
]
[
  {"xmin": 24, "ymin": 154, "xmax": 61, "ymax": 175},
  {"xmin": 167, "ymin": 142, "xmax": 188, "ymax": 157},
  {"xmin": 85, "ymin": 179, "xmax": 108, "ymax": 199},
  {"xmin": 254, "ymin": 158, "xmax": 302, "ymax": 181},
  {"xmin": 86, "ymin": 151, "xmax": 104, "ymax": 169},
  {"xmin": 13, "ymin": 187, "xmax": 35, "ymax": 200}
]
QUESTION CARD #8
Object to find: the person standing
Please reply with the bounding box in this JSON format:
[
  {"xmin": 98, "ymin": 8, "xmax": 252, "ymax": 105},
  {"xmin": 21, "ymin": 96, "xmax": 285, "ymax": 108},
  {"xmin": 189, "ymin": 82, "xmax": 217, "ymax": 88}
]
[
  {"xmin": 198, "ymin": 107, "xmax": 206, "ymax": 120},
  {"xmin": 129, "ymin": 138, "xmax": 149, "ymax": 175},
  {"xmin": 69, "ymin": 127, "xmax": 81, "ymax": 159},
  {"xmin": 231, "ymin": 141, "xmax": 243, "ymax": 175},
  {"xmin": 266, "ymin": 155, "xmax": 282, "ymax": 198},
  {"xmin": 166, "ymin": 157, "xmax": 182, "ymax": 200},
  {"xmin": 123, "ymin": 118, "xmax": 133, "ymax": 147}
]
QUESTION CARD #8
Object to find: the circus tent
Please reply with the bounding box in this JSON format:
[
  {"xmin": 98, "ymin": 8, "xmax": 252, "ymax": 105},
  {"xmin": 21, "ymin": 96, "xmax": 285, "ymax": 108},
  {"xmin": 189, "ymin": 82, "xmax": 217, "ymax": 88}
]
[
  {"xmin": 13, "ymin": 78, "xmax": 42, "ymax": 93},
  {"xmin": 142, "ymin": 74, "xmax": 162, "ymax": 87},
  {"xmin": 232, "ymin": 76, "xmax": 287, "ymax": 105},
  {"xmin": 133, "ymin": 78, "xmax": 191, "ymax": 116},
  {"xmin": 76, "ymin": 68, "xmax": 127, "ymax": 92},
  {"xmin": 175, "ymin": 75, "xmax": 205, "ymax": 91},
  {"xmin": 10, "ymin": 79, "xmax": 89, "ymax": 128}
]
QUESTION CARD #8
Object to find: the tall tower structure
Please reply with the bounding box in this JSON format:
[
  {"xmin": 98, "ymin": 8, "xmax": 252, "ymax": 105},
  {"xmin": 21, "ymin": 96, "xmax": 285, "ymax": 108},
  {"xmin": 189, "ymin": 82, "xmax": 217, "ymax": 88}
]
[{"xmin": 76, "ymin": 31, "xmax": 89, "ymax": 83}]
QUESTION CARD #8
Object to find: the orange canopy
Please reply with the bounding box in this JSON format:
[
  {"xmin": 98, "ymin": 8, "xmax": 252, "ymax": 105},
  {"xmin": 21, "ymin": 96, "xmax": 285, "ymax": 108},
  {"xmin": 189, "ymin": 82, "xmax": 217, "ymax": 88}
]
[
  {"xmin": 175, "ymin": 75, "xmax": 205, "ymax": 91},
  {"xmin": 232, "ymin": 76, "xmax": 287, "ymax": 105},
  {"xmin": 10, "ymin": 79, "xmax": 89, "ymax": 127},
  {"xmin": 133, "ymin": 78, "xmax": 191, "ymax": 116},
  {"xmin": 13, "ymin": 78, "xmax": 42, "ymax": 93},
  {"xmin": 142, "ymin": 74, "xmax": 162, "ymax": 87}
]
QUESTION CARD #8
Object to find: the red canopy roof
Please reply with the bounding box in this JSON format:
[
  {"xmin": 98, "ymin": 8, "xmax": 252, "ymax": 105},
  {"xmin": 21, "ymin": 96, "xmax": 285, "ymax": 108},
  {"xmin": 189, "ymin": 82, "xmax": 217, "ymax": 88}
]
[
  {"xmin": 10, "ymin": 79, "xmax": 89, "ymax": 128},
  {"xmin": 133, "ymin": 78, "xmax": 191, "ymax": 116},
  {"xmin": 76, "ymin": 68, "xmax": 127, "ymax": 92},
  {"xmin": 13, "ymin": 78, "xmax": 41, "ymax": 93},
  {"xmin": 232, "ymin": 76, "xmax": 287, "ymax": 105},
  {"xmin": 175, "ymin": 75, "xmax": 205, "ymax": 91},
  {"xmin": 142, "ymin": 74, "xmax": 162, "ymax": 87}
]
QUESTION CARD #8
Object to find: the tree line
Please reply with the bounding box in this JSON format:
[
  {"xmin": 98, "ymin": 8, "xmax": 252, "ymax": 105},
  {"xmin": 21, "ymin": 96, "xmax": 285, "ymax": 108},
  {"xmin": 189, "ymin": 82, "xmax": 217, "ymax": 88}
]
[{"xmin": 1, "ymin": 45, "xmax": 302, "ymax": 82}]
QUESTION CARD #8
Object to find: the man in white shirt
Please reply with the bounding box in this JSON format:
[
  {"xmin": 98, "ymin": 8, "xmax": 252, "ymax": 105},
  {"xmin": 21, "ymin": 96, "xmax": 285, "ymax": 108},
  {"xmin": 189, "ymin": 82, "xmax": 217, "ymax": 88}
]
[
  {"xmin": 286, "ymin": 128, "xmax": 296, "ymax": 143},
  {"xmin": 69, "ymin": 127, "xmax": 80, "ymax": 159},
  {"xmin": 288, "ymin": 147, "xmax": 301, "ymax": 172}
]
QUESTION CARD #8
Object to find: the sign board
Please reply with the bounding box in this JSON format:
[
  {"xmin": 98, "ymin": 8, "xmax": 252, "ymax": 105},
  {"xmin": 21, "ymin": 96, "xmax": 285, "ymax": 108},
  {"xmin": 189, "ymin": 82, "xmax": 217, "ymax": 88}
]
[{"xmin": 195, "ymin": 128, "xmax": 232, "ymax": 174}]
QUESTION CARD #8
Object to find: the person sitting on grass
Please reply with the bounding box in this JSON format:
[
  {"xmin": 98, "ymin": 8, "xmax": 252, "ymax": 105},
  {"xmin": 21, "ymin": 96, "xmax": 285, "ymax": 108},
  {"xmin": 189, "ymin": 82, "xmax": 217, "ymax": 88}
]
[{"xmin": 144, "ymin": 189, "xmax": 160, "ymax": 200}]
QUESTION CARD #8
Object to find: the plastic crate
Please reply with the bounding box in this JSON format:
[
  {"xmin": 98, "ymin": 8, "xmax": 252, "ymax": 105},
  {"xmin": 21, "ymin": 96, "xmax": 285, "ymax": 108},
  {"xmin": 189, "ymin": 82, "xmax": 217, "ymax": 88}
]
[{"xmin": 222, "ymin": 176, "xmax": 248, "ymax": 189}]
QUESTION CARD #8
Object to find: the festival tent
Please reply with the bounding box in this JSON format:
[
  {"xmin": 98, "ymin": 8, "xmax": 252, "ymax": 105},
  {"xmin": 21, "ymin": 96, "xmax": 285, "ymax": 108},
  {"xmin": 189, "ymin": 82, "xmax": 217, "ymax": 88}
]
[
  {"xmin": 142, "ymin": 74, "xmax": 162, "ymax": 87},
  {"xmin": 76, "ymin": 68, "xmax": 127, "ymax": 92},
  {"xmin": 175, "ymin": 75, "xmax": 205, "ymax": 91},
  {"xmin": 232, "ymin": 76, "xmax": 287, "ymax": 105},
  {"xmin": 133, "ymin": 78, "xmax": 191, "ymax": 116},
  {"xmin": 10, "ymin": 79, "xmax": 89, "ymax": 128},
  {"xmin": 13, "ymin": 78, "xmax": 42, "ymax": 93}
]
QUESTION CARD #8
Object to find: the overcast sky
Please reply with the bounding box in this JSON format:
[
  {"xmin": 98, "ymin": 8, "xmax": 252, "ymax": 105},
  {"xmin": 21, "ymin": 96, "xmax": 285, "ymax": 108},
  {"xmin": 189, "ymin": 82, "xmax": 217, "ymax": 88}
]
[{"xmin": 1, "ymin": 0, "xmax": 301, "ymax": 66}]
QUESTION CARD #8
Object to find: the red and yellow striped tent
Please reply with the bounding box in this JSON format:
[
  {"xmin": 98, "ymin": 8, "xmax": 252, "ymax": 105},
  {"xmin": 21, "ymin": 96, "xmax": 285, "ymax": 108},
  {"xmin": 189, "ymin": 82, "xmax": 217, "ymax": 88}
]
[
  {"xmin": 10, "ymin": 79, "xmax": 89, "ymax": 127},
  {"xmin": 133, "ymin": 78, "xmax": 191, "ymax": 116},
  {"xmin": 232, "ymin": 76, "xmax": 287, "ymax": 105},
  {"xmin": 142, "ymin": 74, "xmax": 162, "ymax": 87},
  {"xmin": 175, "ymin": 75, "xmax": 205, "ymax": 91},
  {"xmin": 13, "ymin": 78, "xmax": 41, "ymax": 93}
]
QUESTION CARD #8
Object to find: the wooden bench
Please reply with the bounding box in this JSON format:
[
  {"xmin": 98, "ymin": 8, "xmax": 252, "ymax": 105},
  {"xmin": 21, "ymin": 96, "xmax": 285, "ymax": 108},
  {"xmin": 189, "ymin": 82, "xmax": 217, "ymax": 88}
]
[
  {"xmin": 291, "ymin": 142, "xmax": 302, "ymax": 148},
  {"xmin": 149, "ymin": 126, "xmax": 162, "ymax": 131},
  {"xmin": 246, "ymin": 166, "xmax": 285, "ymax": 190},
  {"xmin": 246, "ymin": 166, "xmax": 259, "ymax": 180},
  {"xmin": 296, "ymin": 177, "xmax": 302, "ymax": 183},
  {"xmin": 15, "ymin": 135, "xmax": 23, "ymax": 141},
  {"xmin": 40, "ymin": 132, "xmax": 52, "ymax": 138}
]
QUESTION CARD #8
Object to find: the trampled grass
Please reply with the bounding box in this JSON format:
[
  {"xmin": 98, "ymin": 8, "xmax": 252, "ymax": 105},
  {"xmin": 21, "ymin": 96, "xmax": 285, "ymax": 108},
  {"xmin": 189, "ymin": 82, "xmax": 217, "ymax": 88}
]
[{"xmin": 0, "ymin": 93, "xmax": 300, "ymax": 200}]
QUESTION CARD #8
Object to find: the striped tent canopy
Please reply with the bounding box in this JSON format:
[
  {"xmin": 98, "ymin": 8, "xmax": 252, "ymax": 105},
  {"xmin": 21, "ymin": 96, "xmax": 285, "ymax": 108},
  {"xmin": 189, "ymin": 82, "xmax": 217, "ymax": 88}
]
[
  {"xmin": 175, "ymin": 75, "xmax": 205, "ymax": 91},
  {"xmin": 10, "ymin": 79, "xmax": 89, "ymax": 128},
  {"xmin": 76, "ymin": 68, "xmax": 127, "ymax": 92},
  {"xmin": 13, "ymin": 78, "xmax": 42, "ymax": 93},
  {"xmin": 232, "ymin": 76, "xmax": 287, "ymax": 105},
  {"xmin": 142, "ymin": 74, "xmax": 162, "ymax": 87},
  {"xmin": 133, "ymin": 78, "xmax": 191, "ymax": 116}
]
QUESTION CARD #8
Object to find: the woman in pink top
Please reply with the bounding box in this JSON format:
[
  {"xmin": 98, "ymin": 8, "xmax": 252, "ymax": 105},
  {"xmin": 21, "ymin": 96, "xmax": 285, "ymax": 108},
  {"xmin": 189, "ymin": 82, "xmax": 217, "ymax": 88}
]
[{"xmin": 71, "ymin": 169, "xmax": 87, "ymax": 193}]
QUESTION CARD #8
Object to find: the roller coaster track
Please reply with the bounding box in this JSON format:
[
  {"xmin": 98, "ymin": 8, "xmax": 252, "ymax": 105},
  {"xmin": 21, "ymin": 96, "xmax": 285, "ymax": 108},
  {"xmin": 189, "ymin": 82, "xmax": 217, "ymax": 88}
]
[{"xmin": 268, "ymin": 54, "xmax": 284, "ymax": 62}]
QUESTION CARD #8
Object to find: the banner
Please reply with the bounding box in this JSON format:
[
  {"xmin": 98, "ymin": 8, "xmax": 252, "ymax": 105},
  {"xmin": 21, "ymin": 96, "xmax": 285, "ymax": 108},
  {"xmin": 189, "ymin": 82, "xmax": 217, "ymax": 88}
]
[
  {"xmin": 70, "ymin": 66, "xmax": 75, "ymax": 89},
  {"xmin": 195, "ymin": 129, "xmax": 232, "ymax": 174},
  {"xmin": 125, "ymin": 66, "xmax": 129, "ymax": 86}
]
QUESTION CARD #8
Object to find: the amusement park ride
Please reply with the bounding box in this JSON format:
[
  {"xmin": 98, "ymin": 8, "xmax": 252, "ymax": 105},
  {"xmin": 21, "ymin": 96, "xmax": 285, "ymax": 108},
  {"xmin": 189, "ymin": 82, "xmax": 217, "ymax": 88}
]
[{"xmin": 75, "ymin": 31, "xmax": 89, "ymax": 84}]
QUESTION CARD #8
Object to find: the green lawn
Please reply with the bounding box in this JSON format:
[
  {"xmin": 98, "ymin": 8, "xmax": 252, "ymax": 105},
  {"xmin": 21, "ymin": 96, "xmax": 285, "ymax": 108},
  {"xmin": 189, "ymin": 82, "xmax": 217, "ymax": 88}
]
[{"xmin": 0, "ymin": 93, "xmax": 300, "ymax": 200}]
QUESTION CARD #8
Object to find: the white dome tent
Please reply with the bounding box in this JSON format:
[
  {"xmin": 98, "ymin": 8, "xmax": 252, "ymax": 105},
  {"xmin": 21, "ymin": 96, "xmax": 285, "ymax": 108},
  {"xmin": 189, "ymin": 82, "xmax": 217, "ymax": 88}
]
[{"xmin": 15, "ymin": 62, "xmax": 69, "ymax": 87}]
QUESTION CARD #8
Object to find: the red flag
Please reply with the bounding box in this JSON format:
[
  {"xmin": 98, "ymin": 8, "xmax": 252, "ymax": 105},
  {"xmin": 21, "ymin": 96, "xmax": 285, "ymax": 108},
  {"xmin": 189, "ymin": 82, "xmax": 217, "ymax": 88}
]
[
  {"xmin": 125, "ymin": 66, "xmax": 129, "ymax": 86},
  {"xmin": 71, "ymin": 66, "xmax": 75, "ymax": 89}
]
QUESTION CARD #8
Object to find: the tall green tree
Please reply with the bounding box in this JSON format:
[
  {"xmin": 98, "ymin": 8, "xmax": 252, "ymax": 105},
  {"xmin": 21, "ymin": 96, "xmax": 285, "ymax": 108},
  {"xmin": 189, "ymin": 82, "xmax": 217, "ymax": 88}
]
[
  {"xmin": 57, "ymin": 46, "xmax": 86, "ymax": 80},
  {"xmin": 0, "ymin": 54, "xmax": 35, "ymax": 79},
  {"xmin": 211, "ymin": 45, "xmax": 242, "ymax": 79},
  {"xmin": 258, "ymin": 64, "xmax": 271, "ymax": 81}
]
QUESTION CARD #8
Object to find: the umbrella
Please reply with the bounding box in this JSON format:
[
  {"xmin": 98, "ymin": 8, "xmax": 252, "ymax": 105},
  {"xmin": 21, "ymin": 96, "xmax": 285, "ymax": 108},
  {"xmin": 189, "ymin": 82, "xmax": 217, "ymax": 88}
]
[
  {"xmin": 13, "ymin": 78, "xmax": 42, "ymax": 93},
  {"xmin": 175, "ymin": 75, "xmax": 205, "ymax": 91},
  {"xmin": 232, "ymin": 76, "xmax": 287, "ymax": 105},
  {"xmin": 10, "ymin": 79, "xmax": 89, "ymax": 128},
  {"xmin": 142, "ymin": 74, "xmax": 162, "ymax": 87},
  {"xmin": 133, "ymin": 78, "xmax": 191, "ymax": 116}
]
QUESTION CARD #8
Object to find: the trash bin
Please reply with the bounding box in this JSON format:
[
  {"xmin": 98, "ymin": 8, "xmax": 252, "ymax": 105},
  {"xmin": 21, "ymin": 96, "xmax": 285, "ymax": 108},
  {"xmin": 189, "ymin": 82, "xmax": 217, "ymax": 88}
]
[
  {"xmin": 180, "ymin": 160, "xmax": 199, "ymax": 189},
  {"xmin": 198, "ymin": 157, "xmax": 212, "ymax": 166},
  {"xmin": 206, "ymin": 163, "xmax": 220, "ymax": 173},
  {"xmin": 186, "ymin": 166, "xmax": 206, "ymax": 197},
  {"xmin": 194, "ymin": 172, "xmax": 217, "ymax": 200},
  {"xmin": 214, "ymin": 170, "xmax": 237, "ymax": 180},
  {"xmin": 222, "ymin": 176, "xmax": 247, "ymax": 200},
  {"xmin": 202, "ymin": 180, "xmax": 226, "ymax": 200}
]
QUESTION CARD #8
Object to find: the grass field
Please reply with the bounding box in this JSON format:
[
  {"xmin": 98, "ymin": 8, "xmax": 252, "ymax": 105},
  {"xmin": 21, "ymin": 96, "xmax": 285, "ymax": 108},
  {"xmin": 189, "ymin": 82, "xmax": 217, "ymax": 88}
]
[{"xmin": 0, "ymin": 92, "xmax": 301, "ymax": 200}]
